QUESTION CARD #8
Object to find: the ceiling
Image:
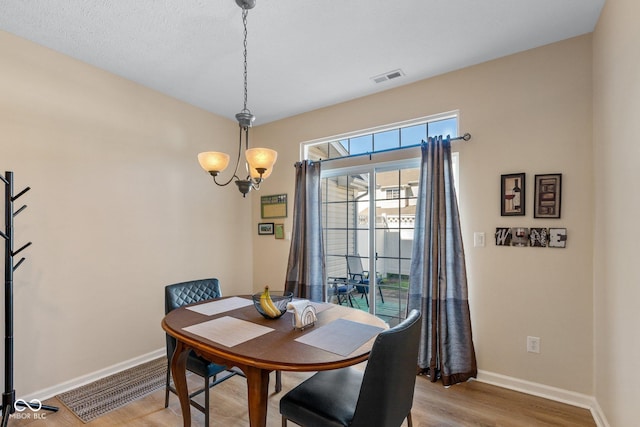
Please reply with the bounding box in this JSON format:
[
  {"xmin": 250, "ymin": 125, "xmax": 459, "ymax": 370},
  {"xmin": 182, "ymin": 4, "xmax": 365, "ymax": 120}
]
[{"xmin": 0, "ymin": 0, "xmax": 605, "ymax": 125}]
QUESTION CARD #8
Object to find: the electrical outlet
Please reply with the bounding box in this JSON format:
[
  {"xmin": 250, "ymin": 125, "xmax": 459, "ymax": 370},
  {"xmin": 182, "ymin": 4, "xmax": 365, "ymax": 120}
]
[
  {"xmin": 474, "ymin": 232, "xmax": 485, "ymax": 247},
  {"xmin": 527, "ymin": 336, "xmax": 541, "ymax": 353}
]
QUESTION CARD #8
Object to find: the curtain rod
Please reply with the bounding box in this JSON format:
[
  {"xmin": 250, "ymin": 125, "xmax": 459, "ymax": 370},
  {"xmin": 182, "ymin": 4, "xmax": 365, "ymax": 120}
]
[{"xmin": 309, "ymin": 132, "xmax": 471, "ymax": 164}]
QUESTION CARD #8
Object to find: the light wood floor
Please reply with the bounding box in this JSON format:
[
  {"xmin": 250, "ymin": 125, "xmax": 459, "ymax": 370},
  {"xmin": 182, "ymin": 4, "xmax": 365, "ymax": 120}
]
[{"xmin": 8, "ymin": 367, "xmax": 595, "ymax": 426}]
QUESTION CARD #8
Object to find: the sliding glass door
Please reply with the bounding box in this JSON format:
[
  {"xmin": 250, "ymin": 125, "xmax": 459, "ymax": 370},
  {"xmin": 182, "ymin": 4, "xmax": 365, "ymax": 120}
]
[{"xmin": 322, "ymin": 161, "xmax": 419, "ymax": 326}]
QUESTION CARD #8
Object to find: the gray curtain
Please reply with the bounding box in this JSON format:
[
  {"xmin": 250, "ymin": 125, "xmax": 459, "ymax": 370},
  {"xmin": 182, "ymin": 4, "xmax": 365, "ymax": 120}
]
[
  {"xmin": 284, "ymin": 161, "xmax": 325, "ymax": 301},
  {"xmin": 408, "ymin": 136, "xmax": 477, "ymax": 386}
]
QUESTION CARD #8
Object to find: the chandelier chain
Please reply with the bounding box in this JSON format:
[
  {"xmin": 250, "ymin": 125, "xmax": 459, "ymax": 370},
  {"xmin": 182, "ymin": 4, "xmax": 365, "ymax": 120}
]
[
  {"xmin": 197, "ymin": 1, "xmax": 275, "ymax": 198},
  {"xmin": 242, "ymin": 8, "xmax": 249, "ymax": 113}
]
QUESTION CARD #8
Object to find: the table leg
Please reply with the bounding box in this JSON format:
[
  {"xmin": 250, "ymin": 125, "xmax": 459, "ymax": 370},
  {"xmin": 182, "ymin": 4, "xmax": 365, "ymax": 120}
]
[
  {"xmin": 244, "ymin": 365, "xmax": 270, "ymax": 427},
  {"xmin": 171, "ymin": 340, "xmax": 191, "ymax": 427}
]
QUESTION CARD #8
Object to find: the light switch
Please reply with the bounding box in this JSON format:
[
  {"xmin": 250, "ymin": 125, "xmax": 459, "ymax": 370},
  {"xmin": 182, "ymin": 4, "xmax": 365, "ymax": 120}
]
[{"xmin": 474, "ymin": 232, "xmax": 485, "ymax": 247}]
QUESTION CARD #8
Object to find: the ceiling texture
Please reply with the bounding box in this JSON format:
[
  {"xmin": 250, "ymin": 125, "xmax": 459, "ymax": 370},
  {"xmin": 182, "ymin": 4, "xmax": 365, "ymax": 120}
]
[{"xmin": 0, "ymin": 0, "xmax": 605, "ymax": 125}]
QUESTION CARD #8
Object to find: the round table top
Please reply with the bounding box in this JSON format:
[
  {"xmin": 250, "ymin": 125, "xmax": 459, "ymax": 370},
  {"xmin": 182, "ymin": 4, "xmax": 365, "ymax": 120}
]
[{"xmin": 162, "ymin": 296, "xmax": 388, "ymax": 372}]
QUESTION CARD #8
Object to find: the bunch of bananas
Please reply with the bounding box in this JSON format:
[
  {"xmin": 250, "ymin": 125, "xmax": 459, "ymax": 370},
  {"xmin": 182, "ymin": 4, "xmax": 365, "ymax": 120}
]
[{"xmin": 259, "ymin": 286, "xmax": 282, "ymax": 318}]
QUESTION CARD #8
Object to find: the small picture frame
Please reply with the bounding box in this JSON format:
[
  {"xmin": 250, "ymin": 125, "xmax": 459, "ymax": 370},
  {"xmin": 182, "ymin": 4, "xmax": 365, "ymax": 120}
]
[
  {"xmin": 274, "ymin": 223, "xmax": 285, "ymax": 239},
  {"xmin": 534, "ymin": 174, "xmax": 562, "ymax": 219},
  {"xmin": 258, "ymin": 222, "xmax": 274, "ymax": 235},
  {"xmin": 501, "ymin": 173, "xmax": 525, "ymax": 216}
]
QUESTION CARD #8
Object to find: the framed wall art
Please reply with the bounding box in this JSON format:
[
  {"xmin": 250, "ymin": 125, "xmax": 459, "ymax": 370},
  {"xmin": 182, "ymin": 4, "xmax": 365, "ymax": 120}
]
[
  {"xmin": 534, "ymin": 174, "xmax": 562, "ymax": 219},
  {"xmin": 274, "ymin": 223, "xmax": 285, "ymax": 239},
  {"xmin": 501, "ymin": 173, "xmax": 525, "ymax": 216},
  {"xmin": 258, "ymin": 222, "xmax": 274, "ymax": 235},
  {"xmin": 261, "ymin": 194, "xmax": 287, "ymax": 219}
]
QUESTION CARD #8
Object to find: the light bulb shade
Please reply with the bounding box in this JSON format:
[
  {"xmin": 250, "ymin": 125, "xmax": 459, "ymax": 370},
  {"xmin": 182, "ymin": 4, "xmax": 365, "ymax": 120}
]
[
  {"xmin": 198, "ymin": 151, "xmax": 230, "ymax": 173},
  {"xmin": 245, "ymin": 148, "xmax": 277, "ymax": 179}
]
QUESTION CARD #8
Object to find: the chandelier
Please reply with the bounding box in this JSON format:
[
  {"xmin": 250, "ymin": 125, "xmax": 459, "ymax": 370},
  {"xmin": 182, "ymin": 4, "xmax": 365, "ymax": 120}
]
[{"xmin": 197, "ymin": 0, "xmax": 277, "ymax": 197}]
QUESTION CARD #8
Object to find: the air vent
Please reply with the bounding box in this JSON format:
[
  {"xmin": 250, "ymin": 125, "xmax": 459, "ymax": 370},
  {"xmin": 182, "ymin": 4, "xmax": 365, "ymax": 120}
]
[{"xmin": 371, "ymin": 69, "xmax": 405, "ymax": 84}]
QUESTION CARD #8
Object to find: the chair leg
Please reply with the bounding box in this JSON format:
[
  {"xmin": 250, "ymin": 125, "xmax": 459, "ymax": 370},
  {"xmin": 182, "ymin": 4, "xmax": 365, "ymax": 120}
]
[
  {"xmin": 204, "ymin": 375, "xmax": 210, "ymax": 427},
  {"xmin": 275, "ymin": 370, "xmax": 282, "ymax": 393},
  {"xmin": 164, "ymin": 359, "xmax": 171, "ymax": 408},
  {"xmin": 406, "ymin": 410, "xmax": 413, "ymax": 427},
  {"xmin": 281, "ymin": 415, "xmax": 287, "ymax": 427}
]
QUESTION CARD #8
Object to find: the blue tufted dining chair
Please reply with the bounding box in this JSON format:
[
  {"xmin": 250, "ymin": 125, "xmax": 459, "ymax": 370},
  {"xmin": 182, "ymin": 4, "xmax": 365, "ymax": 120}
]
[{"xmin": 164, "ymin": 278, "xmax": 242, "ymax": 427}]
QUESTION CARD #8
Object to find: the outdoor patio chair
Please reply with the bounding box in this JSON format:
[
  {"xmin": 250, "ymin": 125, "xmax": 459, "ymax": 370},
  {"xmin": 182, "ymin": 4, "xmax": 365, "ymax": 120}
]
[
  {"xmin": 327, "ymin": 276, "xmax": 356, "ymax": 307},
  {"xmin": 346, "ymin": 255, "xmax": 385, "ymax": 306}
]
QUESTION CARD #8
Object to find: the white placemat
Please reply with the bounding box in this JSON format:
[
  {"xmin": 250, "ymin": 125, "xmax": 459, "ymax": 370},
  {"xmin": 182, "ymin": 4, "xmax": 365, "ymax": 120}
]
[
  {"xmin": 183, "ymin": 316, "xmax": 274, "ymax": 347},
  {"xmin": 295, "ymin": 318, "xmax": 384, "ymax": 356},
  {"xmin": 186, "ymin": 296, "xmax": 253, "ymax": 316}
]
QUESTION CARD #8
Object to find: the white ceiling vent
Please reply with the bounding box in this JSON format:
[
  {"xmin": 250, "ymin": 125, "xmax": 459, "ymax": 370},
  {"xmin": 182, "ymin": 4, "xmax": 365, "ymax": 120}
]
[{"xmin": 371, "ymin": 69, "xmax": 405, "ymax": 84}]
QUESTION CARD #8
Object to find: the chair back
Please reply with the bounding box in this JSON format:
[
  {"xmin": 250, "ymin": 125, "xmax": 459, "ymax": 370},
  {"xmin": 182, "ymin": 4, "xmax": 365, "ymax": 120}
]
[
  {"xmin": 165, "ymin": 278, "xmax": 222, "ymax": 314},
  {"xmin": 165, "ymin": 278, "xmax": 222, "ymax": 359},
  {"xmin": 351, "ymin": 309, "xmax": 422, "ymax": 427},
  {"xmin": 346, "ymin": 255, "xmax": 365, "ymax": 278},
  {"xmin": 346, "ymin": 255, "xmax": 369, "ymax": 295}
]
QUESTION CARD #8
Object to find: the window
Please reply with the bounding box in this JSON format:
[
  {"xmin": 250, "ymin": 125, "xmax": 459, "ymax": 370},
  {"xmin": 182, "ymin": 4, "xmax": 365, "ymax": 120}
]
[
  {"xmin": 385, "ymin": 188, "xmax": 400, "ymax": 199},
  {"xmin": 304, "ymin": 112, "xmax": 459, "ymax": 161}
]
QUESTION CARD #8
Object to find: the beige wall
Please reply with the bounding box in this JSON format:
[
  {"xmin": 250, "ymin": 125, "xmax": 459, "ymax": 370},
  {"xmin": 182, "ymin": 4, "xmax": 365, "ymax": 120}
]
[
  {"xmin": 0, "ymin": 30, "xmax": 253, "ymax": 395},
  {"xmin": 253, "ymin": 35, "xmax": 594, "ymax": 394},
  {"xmin": 593, "ymin": 0, "xmax": 640, "ymax": 424}
]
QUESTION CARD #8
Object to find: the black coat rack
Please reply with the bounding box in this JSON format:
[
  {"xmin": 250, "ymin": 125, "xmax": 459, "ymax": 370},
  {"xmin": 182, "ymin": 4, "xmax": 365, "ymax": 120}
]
[{"xmin": 1, "ymin": 172, "xmax": 57, "ymax": 426}]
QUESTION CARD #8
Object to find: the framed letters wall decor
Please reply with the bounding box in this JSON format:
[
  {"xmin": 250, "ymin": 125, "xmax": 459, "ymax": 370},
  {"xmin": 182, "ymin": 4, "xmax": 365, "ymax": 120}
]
[
  {"xmin": 495, "ymin": 228, "xmax": 512, "ymax": 246},
  {"xmin": 549, "ymin": 228, "xmax": 568, "ymax": 248}
]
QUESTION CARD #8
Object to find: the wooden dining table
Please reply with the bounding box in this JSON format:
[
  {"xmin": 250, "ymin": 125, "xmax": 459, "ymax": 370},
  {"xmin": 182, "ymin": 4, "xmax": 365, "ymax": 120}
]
[{"xmin": 161, "ymin": 295, "xmax": 388, "ymax": 427}]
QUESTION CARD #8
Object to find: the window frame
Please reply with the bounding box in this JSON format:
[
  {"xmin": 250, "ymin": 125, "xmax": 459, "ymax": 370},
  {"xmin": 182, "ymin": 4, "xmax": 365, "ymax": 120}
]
[{"xmin": 300, "ymin": 110, "xmax": 460, "ymax": 163}]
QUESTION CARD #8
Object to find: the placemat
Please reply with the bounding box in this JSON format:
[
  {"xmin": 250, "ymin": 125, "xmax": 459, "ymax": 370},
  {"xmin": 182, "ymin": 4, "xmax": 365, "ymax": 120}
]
[
  {"xmin": 183, "ymin": 316, "xmax": 274, "ymax": 347},
  {"xmin": 295, "ymin": 318, "xmax": 384, "ymax": 356},
  {"xmin": 186, "ymin": 296, "xmax": 253, "ymax": 316}
]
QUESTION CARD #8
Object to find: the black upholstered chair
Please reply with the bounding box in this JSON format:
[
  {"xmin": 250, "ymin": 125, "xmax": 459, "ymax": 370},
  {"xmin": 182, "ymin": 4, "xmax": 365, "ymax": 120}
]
[
  {"xmin": 280, "ymin": 309, "xmax": 422, "ymax": 427},
  {"xmin": 164, "ymin": 278, "xmax": 241, "ymax": 427}
]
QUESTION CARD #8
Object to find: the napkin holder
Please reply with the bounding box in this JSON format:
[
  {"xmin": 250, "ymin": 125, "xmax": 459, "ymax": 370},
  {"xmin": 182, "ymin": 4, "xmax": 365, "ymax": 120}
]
[{"xmin": 287, "ymin": 300, "xmax": 317, "ymax": 330}]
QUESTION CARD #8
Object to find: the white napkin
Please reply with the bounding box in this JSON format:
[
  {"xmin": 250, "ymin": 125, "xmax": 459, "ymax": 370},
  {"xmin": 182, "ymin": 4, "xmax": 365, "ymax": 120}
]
[{"xmin": 287, "ymin": 300, "xmax": 317, "ymax": 329}]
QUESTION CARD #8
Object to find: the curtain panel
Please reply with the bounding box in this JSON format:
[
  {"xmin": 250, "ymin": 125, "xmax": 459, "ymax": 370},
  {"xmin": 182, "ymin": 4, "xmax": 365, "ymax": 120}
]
[
  {"xmin": 284, "ymin": 161, "xmax": 325, "ymax": 301},
  {"xmin": 408, "ymin": 136, "xmax": 477, "ymax": 386}
]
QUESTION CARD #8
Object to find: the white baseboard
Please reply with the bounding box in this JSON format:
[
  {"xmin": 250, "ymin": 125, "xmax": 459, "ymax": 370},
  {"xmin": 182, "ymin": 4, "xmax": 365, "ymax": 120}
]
[
  {"xmin": 589, "ymin": 399, "xmax": 611, "ymax": 427},
  {"xmin": 476, "ymin": 370, "xmax": 609, "ymax": 427},
  {"xmin": 19, "ymin": 348, "xmax": 165, "ymax": 403}
]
